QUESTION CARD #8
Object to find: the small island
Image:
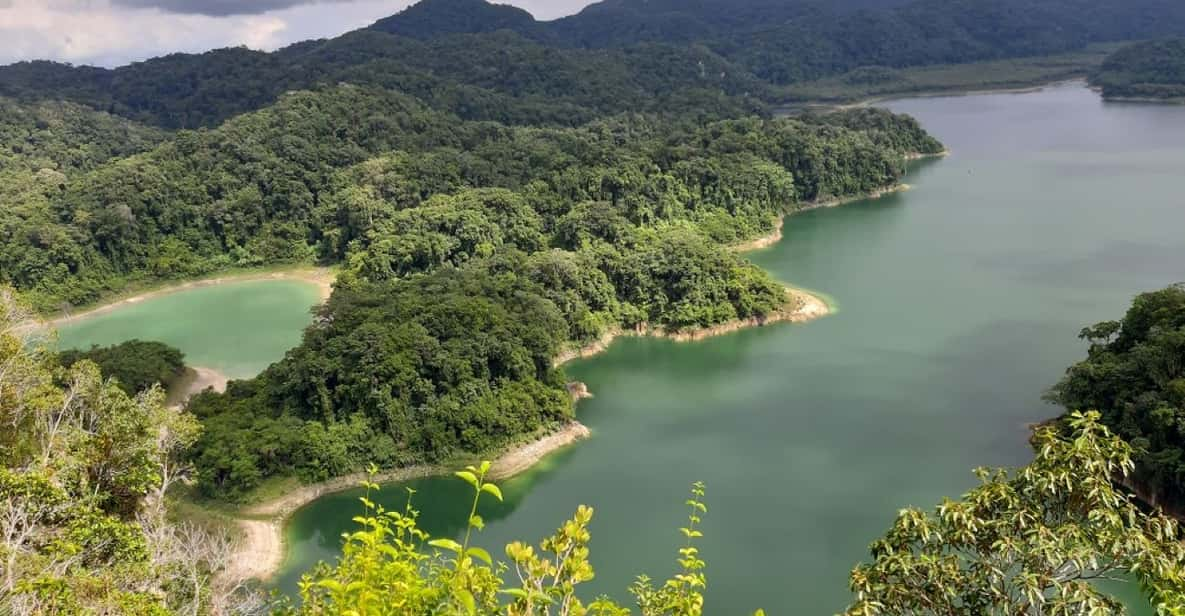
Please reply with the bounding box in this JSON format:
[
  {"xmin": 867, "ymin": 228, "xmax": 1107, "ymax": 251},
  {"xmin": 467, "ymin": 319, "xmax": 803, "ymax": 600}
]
[{"xmin": 1091, "ymin": 39, "xmax": 1185, "ymax": 102}]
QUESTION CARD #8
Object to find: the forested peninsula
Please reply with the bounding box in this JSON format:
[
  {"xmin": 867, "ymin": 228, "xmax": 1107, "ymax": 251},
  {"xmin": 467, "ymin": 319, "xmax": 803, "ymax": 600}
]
[
  {"xmin": 162, "ymin": 94, "xmax": 941, "ymax": 499},
  {"xmin": 1091, "ymin": 39, "xmax": 1185, "ymax": 102}
]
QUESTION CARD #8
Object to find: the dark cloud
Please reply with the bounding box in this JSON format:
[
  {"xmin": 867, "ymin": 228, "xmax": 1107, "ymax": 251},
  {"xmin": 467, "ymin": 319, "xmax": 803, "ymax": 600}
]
[
  {"xmin": 108, "ymin": 0, "xmax": 592, "ymax": 18},
  {"xmin": 109, "ymin": 0, "xmax": 353, "ymax": 16}
]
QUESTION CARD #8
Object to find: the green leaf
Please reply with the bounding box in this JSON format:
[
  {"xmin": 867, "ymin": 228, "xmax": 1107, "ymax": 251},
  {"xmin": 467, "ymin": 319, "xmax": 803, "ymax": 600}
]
[
  {"xmin": 466, "ymin": 546, "xmax": 493, "ymax": 565},
  {"xmin": 454, "ymin": 470, "xmax": 479, "ymax": 487},
  {"xmin": 481, "ymin": 483, "xmax": 504, "ymax": 502},
  {"xmin": 457, "ymin": 589, "xmax": 476, "ymax": 615},
  {"xmin": 428, "ymin": 538, "xmax": 463, "ymax": 554},
  {"xmin": 315, "ymin": 579, "xmax": 344, "ymax": 592}
]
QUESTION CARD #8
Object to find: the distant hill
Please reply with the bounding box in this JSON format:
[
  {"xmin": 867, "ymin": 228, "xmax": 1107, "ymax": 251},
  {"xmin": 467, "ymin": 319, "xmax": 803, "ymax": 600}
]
[
  {"xmin": 371, "ymin": 0, "xmax": 550, "ymax": 41},
  {"xmin": 1091, "ymin": 39, "xmax": 1185, "ymax": 101},
  {"xmin": 3, "ymin": 0, "xmax": 1185, "ymax": 129}
]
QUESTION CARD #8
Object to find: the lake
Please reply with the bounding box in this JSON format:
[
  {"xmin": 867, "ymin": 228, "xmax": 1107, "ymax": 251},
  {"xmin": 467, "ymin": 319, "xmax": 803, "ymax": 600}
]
[
  {"xmin": 56, "ymin": 279, "xmax": 321, "ymax": 379},
  {"xmin": 279, "ymin": 82, "xmax": 1184, "ymax": 612}
]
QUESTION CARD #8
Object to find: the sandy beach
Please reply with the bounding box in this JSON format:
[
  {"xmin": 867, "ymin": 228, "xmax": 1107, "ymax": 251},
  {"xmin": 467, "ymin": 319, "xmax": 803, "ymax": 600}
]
[{"xmin": 165, "ymin": 366, "xmax": 230, "ymax": 408}]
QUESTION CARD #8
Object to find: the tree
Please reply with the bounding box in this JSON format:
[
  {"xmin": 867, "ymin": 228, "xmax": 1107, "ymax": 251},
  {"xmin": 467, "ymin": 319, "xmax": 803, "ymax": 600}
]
[
  {"xmin": 1050, "ymin": 284, "xmax": 1185, "ymax": 511},
  {"xmin": 59, "ymin": 339, "xmax": 187, "ymax": 397},
  {"xmin": 844, "ymin": 412, "xmax": 1185, "ymax": 615},
  {"xmin": 0, "ymin": 287, "xmax": 258, "ymax": 615}
]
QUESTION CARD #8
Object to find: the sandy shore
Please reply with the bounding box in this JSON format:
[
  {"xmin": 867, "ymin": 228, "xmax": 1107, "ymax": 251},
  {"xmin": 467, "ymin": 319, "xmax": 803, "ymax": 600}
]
[
  {"xmin": 554, "ymin": 287, "xmax": 830, "ymax": 367},
  {"xmin": 165, "ymin": 366, "xmax": 230, "ymax": 408},
  {"xmin": 224, "ymin": 421, "xmax": 592, "ymax": 583},
  {"xmin": 731, "ymin": 181, "xmax": 922, "ymax": 253},
  {"xmin": 731, "ymin": 217, "xmax": 786, "ymax": 252},
  {"xmin": 44, "ymin": 267, "xmax": 334, "ymax": 329}
]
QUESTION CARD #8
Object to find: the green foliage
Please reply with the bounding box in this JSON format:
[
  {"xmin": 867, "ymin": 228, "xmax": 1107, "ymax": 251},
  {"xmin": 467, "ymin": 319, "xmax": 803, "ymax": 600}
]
[
  {"xmin": 1092, "ymin": 39, "xmax": 1185, "ymax": 100},
  {"xmin": 59, "ymin": 339, "xmax": 187, "ymax": 396},
  {"xmin": 34, "ymin": 82, "xmax": 932, "ymax": 499},
  {"xmin": 374, "ymin": 0, "xmax": 1185, "ymax": 87},
  {"xmin": 0, "ymin": 97, "xmax": 166, "ymax": 174},
  {"xmin": 0, "ymin": 289, "xmax": 214, "ymax": 614},
  {"xmin": 3, "ymin": 0, "xmax": 1184, "ymax": 132},
  {"xmin": 783, "ymin": 45, "xmax": 1120, "ymax": 103},
  {"xmin": 286, "ymin": 464, "xmax": 711, "ymax": 615},
  {"xmin": 845, "ymin": 411, "xmax": 1185, "ymax": 615},
  {"xmin": 1051, "ymin": 284, "xmax": 1185, "ymax": 510},
  {"xmin": 800, "ymin": 108, "xmax": 945, "ymax": 157}
]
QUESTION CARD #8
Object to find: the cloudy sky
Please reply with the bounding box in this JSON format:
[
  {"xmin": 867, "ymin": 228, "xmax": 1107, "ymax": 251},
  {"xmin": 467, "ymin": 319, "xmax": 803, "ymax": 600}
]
[{"xmin": 0, "ymin": 0, "xmax": 592, "ymax": 67}]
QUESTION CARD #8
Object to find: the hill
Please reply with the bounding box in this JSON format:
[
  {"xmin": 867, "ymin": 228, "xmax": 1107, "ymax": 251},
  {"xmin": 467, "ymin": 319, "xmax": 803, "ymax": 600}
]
[
  {"xmin": 3, "ymin": 0, "xmax": 1185, "ymax": 129},
  {"xmin": 1091, "ymin": 38, "xmax": 1185, "ymax": 101}
]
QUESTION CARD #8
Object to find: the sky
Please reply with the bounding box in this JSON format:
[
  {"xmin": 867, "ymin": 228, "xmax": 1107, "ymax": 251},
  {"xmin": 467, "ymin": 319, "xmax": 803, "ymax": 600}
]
[{"xmin": 0, "ymin": 0, "xmax": 592, "ymax": 68}]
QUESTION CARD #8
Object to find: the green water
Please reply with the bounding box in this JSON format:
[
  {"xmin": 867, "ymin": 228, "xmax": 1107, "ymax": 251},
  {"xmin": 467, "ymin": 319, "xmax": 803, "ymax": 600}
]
[
  {"xmin": 56, "ymin": 279, "xmax": 320, "ymax": 379},
  {"xmin": 281, "ymin": 83, "xmax": 1184, "ymax": 612}
]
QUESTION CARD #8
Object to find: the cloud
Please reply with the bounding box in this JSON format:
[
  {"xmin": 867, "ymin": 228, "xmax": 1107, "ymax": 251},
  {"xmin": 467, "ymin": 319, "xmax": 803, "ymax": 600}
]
[
  {"xmin": 0, "ymin": 0, "xmax": 591, "ymax": 67},
  {"xmin": 109, "ymin": 0, "xmax": 354, "ymax": 17},
  {"xmin": 0, "ymin": 0, "xmax": 293, "ymax": 66}
]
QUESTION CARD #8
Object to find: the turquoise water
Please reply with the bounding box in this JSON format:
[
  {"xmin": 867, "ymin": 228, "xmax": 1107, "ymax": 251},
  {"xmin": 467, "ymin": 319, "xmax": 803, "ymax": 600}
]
[
  {"xmin": 56, "ymin": 279, "xmax": 320, "ymax": 379},
  {"xmin": 276, "ymin": 83, "xmax": 1185, "ymax": 612}
]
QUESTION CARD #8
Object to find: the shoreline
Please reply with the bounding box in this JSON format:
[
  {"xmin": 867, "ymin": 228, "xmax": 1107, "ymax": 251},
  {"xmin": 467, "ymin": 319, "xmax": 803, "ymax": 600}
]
[
  {"xmin": 1101, "ymin": 95, "xmax": 1185, "ymax": 105},
  {"xmin": 221, "ymin": 176, "xmax": 882, "ymax": 585},
  {"xmin": 796, "ymin": 77, "xmax": 1089, "ymax": 112},
  {"xmin": 554, "ymin": 286, "xmax": 830, "ymax": 367},
  {"xmin": 165, "ymin": 366, "xmax": 230, "ymax": 408},
  {"xmin": 42, "ymin": 267, "xmax": 334, "ymax": 329},
  {"xmin": 222, "ymin": 421, "xmax": 592, "ymax": 584},
  {"xmin": 730, "ymin": 180, "xmax": 924, "ymax": 253},
  {"xmin": 227, "ymin": 286, "xmax": 832, "ymax": 584}
]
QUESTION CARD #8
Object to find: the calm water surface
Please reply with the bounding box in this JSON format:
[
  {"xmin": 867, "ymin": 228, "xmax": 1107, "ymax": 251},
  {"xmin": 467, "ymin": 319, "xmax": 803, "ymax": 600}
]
[
  {"xmin": 281, "ymin": 83, "xmax": 1185, "ymax": 612},
  {"xmin": 56, "ymin": 280, "xmax": 320, "ymax": 379}
]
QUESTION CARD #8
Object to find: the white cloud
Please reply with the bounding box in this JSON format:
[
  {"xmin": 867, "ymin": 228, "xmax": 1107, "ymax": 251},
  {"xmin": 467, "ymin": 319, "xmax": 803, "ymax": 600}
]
[{"xmin": 0, "ymin": 0, "xmax": 591, "ymax": 67}]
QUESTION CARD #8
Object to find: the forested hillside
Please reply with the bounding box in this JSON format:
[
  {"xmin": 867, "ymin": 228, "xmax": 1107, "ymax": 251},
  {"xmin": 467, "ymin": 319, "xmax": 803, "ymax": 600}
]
[
  {"xmin": 0, "ymin": 293, "xmax": 256, "ymax": 614},
  {"xmin": 4, "ymin": 0, "xmax": 1185, "ymax": 129},
  {"xmin": 152, "ymin": 87, "xmax": 939, "ymax": 498},
  {"xmin": 4, "ymin": 1, "xmax": 1185, "ymax": 614},
  {"xmin": 0, "ymin": 25, "xmax": 943, "ymax": 498},
  {"xmin": 0, "ymin": 32, "xmax": 766, "ymax": 130},
  {"xmin": 381, "ymin": 0, "xmax": 1185, "ymax": 82},
  {"xmin": 1052, "ymin": 285, "xmax": 1185, "ymax": 511},
  {"xmin": 1091, "ymin": 39, "xmax": 1185, "ymax": 101}
]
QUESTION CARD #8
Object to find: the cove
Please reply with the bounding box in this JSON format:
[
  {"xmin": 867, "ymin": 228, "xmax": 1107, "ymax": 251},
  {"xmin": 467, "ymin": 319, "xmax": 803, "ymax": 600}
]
[
  {"xmin": 55, "ymin": 278, "xmax": 322, "ymax": 380},
  {"xmin": 279, "ymin": 83, "xmax": 1185, "ymax": 613}
]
